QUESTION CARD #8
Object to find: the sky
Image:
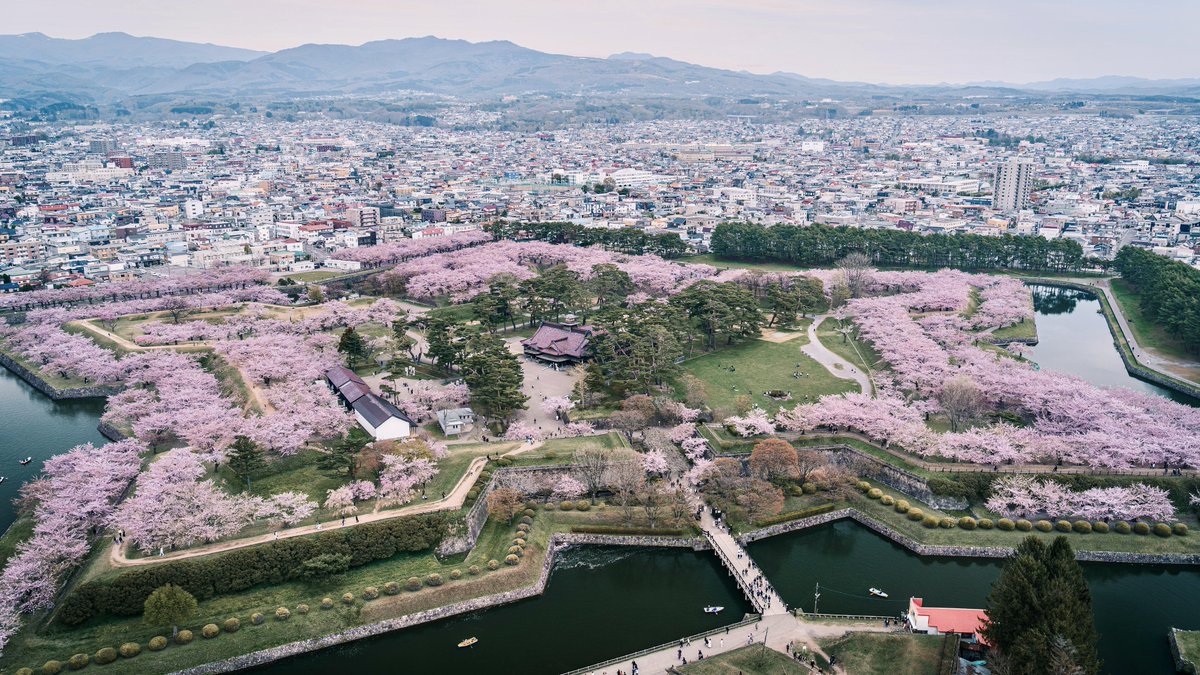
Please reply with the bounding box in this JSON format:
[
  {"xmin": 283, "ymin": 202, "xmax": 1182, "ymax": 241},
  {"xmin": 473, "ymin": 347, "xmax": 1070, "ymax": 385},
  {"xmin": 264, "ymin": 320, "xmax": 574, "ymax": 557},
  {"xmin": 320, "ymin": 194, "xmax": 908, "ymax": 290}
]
[{"xmin": 6, "ymin": 0, "xmax": 1199, "ymax": 84}]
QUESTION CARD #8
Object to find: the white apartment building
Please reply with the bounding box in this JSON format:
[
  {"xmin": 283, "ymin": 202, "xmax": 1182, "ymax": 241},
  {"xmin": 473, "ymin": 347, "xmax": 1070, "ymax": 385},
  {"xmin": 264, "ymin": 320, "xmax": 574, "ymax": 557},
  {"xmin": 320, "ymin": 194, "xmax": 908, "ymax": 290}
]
[{"xmin": 993, "ymin": 159, "xmax": 1034, "ymax": 212}]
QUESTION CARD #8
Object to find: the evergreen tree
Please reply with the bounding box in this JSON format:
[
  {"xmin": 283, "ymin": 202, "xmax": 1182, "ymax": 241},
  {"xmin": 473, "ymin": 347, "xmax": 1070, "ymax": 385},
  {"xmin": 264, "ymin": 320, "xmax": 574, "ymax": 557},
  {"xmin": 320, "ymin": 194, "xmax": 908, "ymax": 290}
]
[
  {"xmin": 337, "ymin": 326, "xmax": 368, "ymax": 367},
  {"xmin": 462, "ymin": 333, "xmax": 528, "ymax": 422},
  {"xmin": 425, "ymin": 317, "xmax": 465, "ymax": 370},
  {"xmin": 143, "ymin": 584, "xmax": 197, "ymax": 636},
  {"xmin": 320, "ymin": 428, "xmax": 371, "ymax": 479},
  {"xmin": 227, "ymin": 435, "xmax": 265, "ymax": 491}
]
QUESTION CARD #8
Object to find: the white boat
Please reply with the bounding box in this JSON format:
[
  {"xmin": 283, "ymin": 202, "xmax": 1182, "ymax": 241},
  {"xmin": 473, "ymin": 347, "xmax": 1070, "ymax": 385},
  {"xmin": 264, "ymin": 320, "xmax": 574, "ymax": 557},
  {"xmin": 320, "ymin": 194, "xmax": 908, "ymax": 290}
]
[
  {"xmin": 0, "ymin": 477, "xmax": 6, "ymax": 484},
  {"xmin": 869, "ymin": 588, "xmax": 888, "ymax": 598},
  {"xmin": 457, "ymin": 637, "xmax": 478, "ymax": 648},
  {"xmin": 703, "ymin": 606, "xmax": 724, "ymax": 614},
  {"xmin": 19, "ymin": 457, "xmax": 32, "ymax": 465}
]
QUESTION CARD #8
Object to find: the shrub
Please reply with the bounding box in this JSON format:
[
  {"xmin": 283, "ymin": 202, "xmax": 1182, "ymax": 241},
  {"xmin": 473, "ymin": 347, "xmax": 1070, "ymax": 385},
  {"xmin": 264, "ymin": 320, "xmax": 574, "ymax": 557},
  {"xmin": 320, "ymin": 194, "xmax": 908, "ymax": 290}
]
[
  {"xmin": 405, "ymin": 577, "xmax": 422, "ymax": 591},
  {"xmin": 42, "ymin": 662, "xmax": 63, "ymax": 675},
  {"xmin": 16, "ymin": 669, "xmax": 33, "ymax": 675},
  {"xmin": 320, "ymin": 597, "xmax": 334, "ymax": 609},
  {"xmin": 466, "ymin": 489, "xmax": 479, "ymax": 500},
  {"xmin": 575, "ymin": 500, "xmax": 591, "ymax": 511},
  {"xmin": 857, "ymin": 481, "xmax": 871, "ymax": 491},
  {"xmin": 450, "ymin": 569, "xmax": 463, "ymax": 580},
  {"xmin": 894, "ymin": 500, "xmax": 910, "ymax": 513},
  {"xmin": 524, "ymin": 500, "xmax": 537, "ymax": 510},
  {"xmin": 1035, "ymin": 520, "xmax": 1053, "ymax": 532},
  {"xmin": 1134, "ymin": 522, "xmax": 1151, "ymax": 535},
  {"xmin": 996, "ymin": 518, "xmax": 1015, "ymax": 531},
  {"xmin": 202, "ymin": 623, "xmax": 220, "ymax": 638},
  {"xmin": 94, "ymin": 648, "xmax": 117, "ymax": 665},
  {"xmin": 363, "ymin": 586, "xmax": 380, "ymax": 600},
  {"xmin": 520, "ymin": 515, "xmax": 533, "ymax": 525},
  {"xmin": 542, "ymin": 502, "xmax": 555, "ymax": 511},
  {"xmin": 1055, "ymin": 520, "xmax": 1072, "ymax": 532},
  {"xmin": 523, "ymin": 508, "xmax": 535, "ymax": 517},
  {"xmin": 148, "ymin": 637, "xmax": 168, "ymax": 651},
  {"xmin": 513, "ymin": 538, "xmax": 527, "ymax": 547},
  {"xmin": 223, "ymin": 618, "xmax": 241, "ymax": 632},
  {"xmin": 251, "ymin": 611, "xmax": 266, "ymax": 625},
  {"xmin": 507, "ymin": 545, "xmax": 522, "ymax": 556},
  {"xmin": 297, "ymin": 603, "xmax": 310, "ymax": 615},
  {"xmin": 958, "ymin": 517, "xmax": 977, "ymax": 530},
  {"xmin": 487, "ymin": 559, "xmax": 500, "ymax": 570},
  {"xmin": 1072, "ymin": 521, "xmax": 1092, "ymax": 534},
  {"xmin": 1114, "ymin": 521, "xmax": 1132, "ymax": 534},
  {"xmin": 880, "ymin": 495, "xmax": 895, "ymax": 506},
  {"xmin": 342, "ymin": 592, "xmax": 355, "ymax": 604},
  {"xmin": 425, "ymin": 573, "xmax": 444, "ymax": 587},
  {"xmin": 922, "ymin": 515, "xmax": 939, "ymax": 528},
  {"xmin": 977, "ymin": 518, "xmax": 994, "ymax": 530},
  {"xmin": 468, "ymin": 565, "xmax": 482, "ymax": 576},
  {"xmin": 1016, "ymin": 519, "xmax": 1033, "ymax": 532},
  {"xmin": 118, "ymin": 643, "xmax": 141, "ymax": 658},
  {"xmin": 906, "ymin": 508, "xmax": 924, "ymax": 521},
  {"xmin": 802, "ymin": 483, "xmax": 819, "ymax": 495},
  {"xmin": 175, "ymin": 630, "xmax": 194, "ymax": 645},
  {"xmin": 275, "ymin": 607, "xmax": 290, "ymax": 621},
  {"xmin": 939, "ymin": 517, "xmax": 954, "ymax": 529},
  {"xmin": 1174, "ymin": 523, "xmax": 1189, "ymax": 536},
  {"xmin": 1153, "ymin": 523, "xmax": 1173, "ymax": 538},
  {"xmin": 383, "ymin": 581, "xmax": 400, "ymax": 595},
  {"xmin": 505, "ymin": 554, "xmax": 520, "ymax": 565},
  {"xmin": 68, "ymin": 653, "xmax": 90, "ymax": 669},
  {"xmin": 517, "ymin": 522, "xmax": 531, "ymax": 533},
  {"xmin": 867, "ymin": 488, "xmax": 883, "ymax": 499},
  {"xmin": 559, "ymin": 501, "xmax": 574, "ymax": 511},
  {"xmin": 1093, "ymin": 521, "xmax": 1109, "ymax": 533}
]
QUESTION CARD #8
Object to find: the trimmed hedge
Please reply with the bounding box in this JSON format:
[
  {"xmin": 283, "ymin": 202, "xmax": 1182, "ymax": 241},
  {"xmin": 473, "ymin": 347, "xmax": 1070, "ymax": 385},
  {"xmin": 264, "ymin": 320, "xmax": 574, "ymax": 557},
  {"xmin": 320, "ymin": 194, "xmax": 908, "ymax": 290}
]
[
  {"xmin": 119, "ymin": 643, "xmax": 141, "ymax": 658},
  {"xmin": 383, "ymin": 582, "xmax": 399, "ymax": 595},
  {"xmin": 1153, "ymin": 523, "xmax": 1173, "ymax": 538},
  {"xmin": 297, "ymin": 603, "xmax": 310, "ymax": 614},
  {"xmin": 570, "ymin": 525, "xmax": 686, "ymax": 536},
  {"xmin": 1055, "ymin": 520, "xmax": 1072, "ymax": 533},
  {"xmin": 504, "ymin": 554, "xmax": 519, "ymax": 565},
  {"xmin": 1134, "ymin": 522, "xmax": 1151, "ymax": 535},
  {"xmin": 906, "ymin": 508, "xmax": 924, "ymax": 522},
  {"xmin": 42, "ymin": 662, "xmax": 62, "ymax": 675},
  {"xmin": 275, "ymin": 607, "xmax": 290, "ymax": 621},
  {"xmin": 363, "ymin": 586, "xmax": 380, "ymax": 600},
  {"xmin": 1035, "ymin": 520, "xmax": 1053, "ymax": 532},
  {"xmin": 94, "ymin": 648, "xmax": 117, "ymax": 665},
  {"xmin": 223, "ymin": 618, "xmax": 241, "ymax": 633},
  {"xmin": 60, "ymin": 513, "xmax": 447, "ymax": 625},
  {"xmin": 251, "ymin": 612, "xmax": 265, "ymax": 625},
  {"xmin": 487, "ymin": 559, "xmax": 500, "ymax": 570},
  {"xmin": 880, "ymin": 495, "xmax": 895, "ymax": 506},
  {"xmin": 867, "ymin": 488, "xmax": 883, "ymax": 499},
  {"xmin": 320, "ymin": 597, "xmax": 334, "ymax": 609},
  {"xmin": 1114, "ymin": 521, "xmax": 1132, "ymax": 534},
  {"xmin": 175, "ymin": 630, "xmax": 193, "ymax": 645},
  {"xmin": 468, "ymin": 565, "xmax": 482, "ymax": 576},
  {"xmin": 1072, "ymin": 521, "xmax": 1092, "ymax": 534},
  {"xmin": 996, "ymin": 518, "xmax": 1015, "ymax": 531},
  {"xmin": 147, "ymin": 637, "xmax": 167, "ymax": 652},
  {"xmin": 938, "ymin": 517, "xmax": 954, "ymax": 529},
  {"xmin": 1093, "ymin": 522, "xmax": 1110, "ymax": 534},
  {"xmin": 893, "ymin": 500, "xmax": 910, "ymax": 514},
  {"xmin": 1174, "ymin": 523, "xmax": 1189, "ymax": 536},
  {"xmin": 977, "ymin": 518, "xmax": 994, "ymax": 530},
  {"xmin": 752, "ymin": 503, "xmax": 836, "ymax": 527},
  {"xmin": 958, "ymin": 517, "xmax": 977, "ymax": 530},
  {"xmin": 922, "ymin": 515, "xmax": 939, "ymax": 528},
  {"xmin": 68, "ymin": 653, "xmax": 90, "ymax": 669},
  {"xmin": 202, "ymin": 623, "xmax": 220, "ymax": 638}
]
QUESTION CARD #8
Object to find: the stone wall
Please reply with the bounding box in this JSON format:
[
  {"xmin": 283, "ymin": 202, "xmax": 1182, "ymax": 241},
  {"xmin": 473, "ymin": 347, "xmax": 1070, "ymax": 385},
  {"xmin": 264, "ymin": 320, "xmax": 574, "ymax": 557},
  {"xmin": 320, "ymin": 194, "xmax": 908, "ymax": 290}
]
[
  {"xmin": 1170, "ymin": 628, "xmax": 1198, "ymax": 675},
  {"xmin": 96, "ymin": 421, "xmax": 129, "ymax": 441},
  {"xmin": 0, "ymin": 351, "xmax": 121, "ymax": 400},
  {"xmin": 812, "ymin": 443, "xmax": 969, "ymax": 511}
]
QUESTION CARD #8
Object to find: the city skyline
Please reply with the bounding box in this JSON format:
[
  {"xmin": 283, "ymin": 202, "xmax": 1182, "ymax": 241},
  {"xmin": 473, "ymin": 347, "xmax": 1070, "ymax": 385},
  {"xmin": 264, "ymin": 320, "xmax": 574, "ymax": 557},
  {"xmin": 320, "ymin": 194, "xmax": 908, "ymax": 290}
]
[{"xmin": 6, "ymin": 0, "xmax": 1200, "ymax": 84}]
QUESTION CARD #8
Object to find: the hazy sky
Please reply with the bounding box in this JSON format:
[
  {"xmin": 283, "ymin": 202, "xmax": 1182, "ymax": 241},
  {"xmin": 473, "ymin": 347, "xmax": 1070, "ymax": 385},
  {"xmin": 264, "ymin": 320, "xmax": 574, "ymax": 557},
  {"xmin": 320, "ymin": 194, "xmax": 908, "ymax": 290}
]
[{"xmin": 7, "ymin": 0, "xmax": 1199, "ymax": 83}]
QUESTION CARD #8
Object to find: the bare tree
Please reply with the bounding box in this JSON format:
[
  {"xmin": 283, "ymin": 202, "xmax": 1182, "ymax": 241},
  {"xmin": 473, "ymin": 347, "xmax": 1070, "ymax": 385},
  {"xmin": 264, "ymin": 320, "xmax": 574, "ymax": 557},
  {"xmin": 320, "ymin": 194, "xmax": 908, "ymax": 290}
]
[
  {"xmin": 939, "ymin": 375, "xmax": 985, "ymax": 432},
  {"xmin": 573, "ymin": 447, "xmax": 613, "ymax": 504},
  {"xmin": 639, "ymin": 481, "xmax": 667, "ymax": 529},
  {"xmin": 668, "ymin": 487, "xmax": 692, "ymax": 528},
  {"xmin": 161, "ymin": 296, "xmax": 195, "ymax": 325},
  {"xmin": 795, "ymin": 447, "xmax": 831, "ymax": 483},
  {"xmin": 836, "ymin": 252, "xmax": 874, "ymax": 299},
  {"xmin": 486, "ymin": 487, "xmax": 524, "ymax": 524},
  {"xmin": 607, "ymin": 461, "xmax": 646, "ymax": 525}
]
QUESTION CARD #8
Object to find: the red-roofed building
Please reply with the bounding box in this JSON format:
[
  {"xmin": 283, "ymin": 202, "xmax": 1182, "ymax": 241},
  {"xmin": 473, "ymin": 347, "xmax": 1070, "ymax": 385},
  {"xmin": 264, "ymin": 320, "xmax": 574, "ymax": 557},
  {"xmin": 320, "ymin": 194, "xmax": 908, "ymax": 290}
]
[
  {"xmin": 521, "ymin": 320, "xmax": 594, "ymax": 365},
  {"xmin": 906, "ymin": 597, "xmax": 989, "ymax": 646}
]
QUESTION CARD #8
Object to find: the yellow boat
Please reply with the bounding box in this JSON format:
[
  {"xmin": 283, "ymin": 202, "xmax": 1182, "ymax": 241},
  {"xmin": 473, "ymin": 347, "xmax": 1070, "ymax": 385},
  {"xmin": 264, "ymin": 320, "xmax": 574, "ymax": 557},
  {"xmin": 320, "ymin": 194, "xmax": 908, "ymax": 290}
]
[{"xmin": 457, "ymin": 637, "xmax": 478, "ymax": 648}]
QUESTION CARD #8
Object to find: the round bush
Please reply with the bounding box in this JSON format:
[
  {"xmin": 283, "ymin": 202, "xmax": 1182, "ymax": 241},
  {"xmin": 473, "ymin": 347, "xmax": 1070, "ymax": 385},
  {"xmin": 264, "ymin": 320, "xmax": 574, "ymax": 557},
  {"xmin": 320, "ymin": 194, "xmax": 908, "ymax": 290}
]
[
  {"xmin": 507, "ymin": 545, "xmax": 522, "ymax": 556},
  {"xmin": 1055, "ymin": 520, "xmax": 1072, "ymax": 533},
  {"xmin": 202, "ymin": 623, "xmax": 220, "ymax": 638},
  {"xmin": 856, "ymin": 481, "xmax": 871, "ymax": 492},
  {"xmin": 519, "ymin": 515, "xmax": 533, "ymax": 525},
  {"xmin": 1114, "ymin": 521, "xmax": 1132, "ymax": 534},
  {"xmin": 383, "ymin": 581, "xmax": 400, "ymax": 595},
  {"xmin": 297, "ymin": 603, "xmax": 310, "ymax": 615},
  {"xmin": 880, "ymin": 495, "xmax": 895, "ymax": 506},
  {"xmin": 542, "ymin": 501, "xmax": 556, "ymax": 511},
  {"xmin": 505, "ymin": 554, "xmax": 520, "ymax": 565},
  {"xmin": 275, "ymin": 607, "xmax": 290, "ymax": 621},
  {"xmin": 958, "ymin": 517, "xmax": 977, "ymax": 530},
  {"xmin": 559, "ymin": 501, "xmax": 574, "ymax": 511},
  {"xmin": 95, "ymin": 648, "xmax": 117, "ymax": 665},
  {"xmin": 223, "ymin": 618, "xmax": 241, "ymax": 632},
  {"xmin": 363, "ymin": 586, "xmax": 380, "ymax": 600},
  {"xmin": 487, "ymin": 559, "xmax": 500, "ymax": 570},
  {"xmin": 342, "ymin": 592, "xmax": 355, "ymax": 604},
  {"xmin": 69, "ymin": 653, "xmax": 90, "ymax": 669},
  {"xmin": 17, "ymin": 668, "xmax": 34, "ymax": 675},
  {"xmin": 251, "ymin": 611, "xmax": 266, "ymax": 625},
  {"xmin": 450, "ymin": 569, "xmax": 463, "ymax": 580},
  {"xmin": 320, "ymin": 597, "xmax": 334, "ymax": 609},
  {"xmin": 1134, "ymin": 522, "xmax": 1151, "ymax": 535},
  {"xmin": 466, "ymin": 489, "xmax": 479, "ymax": 500},
  {"xmin": 1016, "ymin": 519, "xmax": 1033, "ymax": 531},
  {"xmin": 575, "ymin": 500, "xmax": 591, "ymax": 511},
  {"xmin": 523, "ymin": 508, "xmax": 535, "ymax": 518},
  {"xmin": 513, "ymin": 538, "xmax": 527, "ymax": 547},
  {"xmin": 42, "ymin": 662, "xmax": 63, "ymax": 675},
  {"xmin": 939, "ymin": 517, "xmax": 954, "ymax": 529},
  {"xmin": 405, "ymin": 577, "xmax": 422, "ymax": 591},
  {"xmin": 996, "ymin": 518, "xmax": 1015, "ymax": 531},
  {"xmin": 1153, "ymin": 523, "xmax": 1173, "ymax": 538},
  {"xmin": 1072, "ymin": 520, "xmax": 1092, "ymax": 534},
  {"xmin": 906, "ymin": 508, "xmax": 924, "ymax": 521},
  {"xmin": 175, "ymin": 630, "xmax": 194, "ymax": 645},
  {"xmin": 1174, "ymin": 523, "xmax": 1189, "ymax": 536},
  {"xmin": 867, "ymin": 488, "xmax": 883, "ymax": 499},
  {"xmin": 517, "ymin": 522, "xmax": 531, "ymax": 533},
  {"xmin": 148, "ymin": 637, "xmax": 168, "ymax": 651},
  {"xmin": 468, "ymin": 565, "xmax": 482, "ymax": 576},
  {"xmin": 802, "ymin": 483, "xmax": 818, "ymax": 495},
  {"xmin": 524, "ymin": 500, "xmax": 538, "ymax": 510},
  {"xmin": 1093, "ymin": 521, "xmax": 1109, "ymax": 533},
  {"xmin": 977, "ymin": 518, "xmax": 995, "ymax": 530},
  {"xmin": 425, "ymin": 573, "xmax": 444, "ymax": 587},
  {"xmin": 922, "ymin": 515, "xmax": 939, "ymax": 528},
  {"xmin": 1035, "ymin": 520, "xmax": 1053, "ymax": 532},
  {"xmin": 118, "ymin": 643, "xmax": 141, "ymax": 659}
]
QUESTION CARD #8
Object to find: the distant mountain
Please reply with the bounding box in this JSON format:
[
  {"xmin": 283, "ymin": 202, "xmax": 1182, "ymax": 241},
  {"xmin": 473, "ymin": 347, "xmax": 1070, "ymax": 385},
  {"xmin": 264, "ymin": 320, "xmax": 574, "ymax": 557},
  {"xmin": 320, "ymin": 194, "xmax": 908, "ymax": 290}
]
[
  {"xmin": 971, "ymin": 75, "xmax": 1200, "ymax": 95},
  {"xmin": 0, "ymin": 32, "xmax": 265, "ymax": 68}
]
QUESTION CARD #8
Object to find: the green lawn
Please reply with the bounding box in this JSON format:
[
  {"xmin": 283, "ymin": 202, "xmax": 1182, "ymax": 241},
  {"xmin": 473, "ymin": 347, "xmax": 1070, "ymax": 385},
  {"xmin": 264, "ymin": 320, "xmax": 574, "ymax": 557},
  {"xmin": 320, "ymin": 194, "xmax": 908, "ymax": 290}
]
[
  {"xmin": 0, "ymin": 517, "xmax": 34, "ymax": 569},
  {"xmin": 819, "ymin": 632, "xmax": 955, "ymax": 675},
  {"xmin": 1111, "ymin": 279, "xmax": 1198, "ymax": 362},
  {"xmin": 989, "ymin": 317, "xmax": 1038, "ymax": 342},
  {"xmin": 684, "ymin": 254, "xmax": 825, "ymax": 274},
  {"xmin": 285, "ymin": 270, "xmax": 341, "ymax": 283},
  {"xmin": 678, "ymin": 644, "xmax": 809, "ymax": 674},
  {"xmin": 677, "ymin": 338, "xmax": 857, "ymax": 415}
]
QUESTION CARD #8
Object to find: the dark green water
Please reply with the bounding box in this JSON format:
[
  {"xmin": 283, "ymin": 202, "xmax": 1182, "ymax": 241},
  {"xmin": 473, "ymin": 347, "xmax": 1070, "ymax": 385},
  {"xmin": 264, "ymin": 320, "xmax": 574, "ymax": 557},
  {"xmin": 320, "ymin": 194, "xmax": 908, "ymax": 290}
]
[
  {"xmin": 0, "ymin": 367, "xmax": 107, "ymax": 532},
  {"xmin": 749, "ymin": 520, "xmax": 1200, "ymax": 675},
  {"xmin": 254, "ymin": 546, "xmax": 754, "ymax": 675}
]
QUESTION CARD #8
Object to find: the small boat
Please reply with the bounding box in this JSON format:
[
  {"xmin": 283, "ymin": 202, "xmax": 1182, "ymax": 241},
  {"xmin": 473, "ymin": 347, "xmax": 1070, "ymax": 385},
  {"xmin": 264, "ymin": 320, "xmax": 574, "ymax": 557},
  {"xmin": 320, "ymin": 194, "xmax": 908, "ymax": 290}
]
[
  {"xmin": 19, "ymin": 457, "xmax": 32, "ymax": 465},
  {"xmin": 0, "ymin": 477, "xmax": 6, "ymax": 485},
  {"xmin": 457, "ymin": 637, "xmax": 478, "ymax": 648},
  {"xmin": 703, "ymin": 606, "xmax": 724, "ymax": 614},
  {"xmin": 869, "ymin": 588, "xmax": 888, "ymax": 598}
]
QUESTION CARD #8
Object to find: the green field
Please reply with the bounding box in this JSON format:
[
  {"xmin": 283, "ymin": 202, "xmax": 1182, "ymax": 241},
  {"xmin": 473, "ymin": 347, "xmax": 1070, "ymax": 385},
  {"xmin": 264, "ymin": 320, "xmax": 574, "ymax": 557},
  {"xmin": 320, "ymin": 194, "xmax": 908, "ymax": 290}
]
[
  {"xmin": 678, "ymin": 644, "xmax": 809, "ymax": 674},
  {"xmin": 1111, "ymin": 279, "xmax": 1197, "ymax": 362},
  {"xmin": 989, "ymin": 317, "xmax": 1038, "ymax": 342},
  {"xmin": 819, "ymin": 632, "xmax": 956, "ymax": 675},
  {"xmin": 285, "ymin": 270, "xmax": 342, "ymax": 283}
]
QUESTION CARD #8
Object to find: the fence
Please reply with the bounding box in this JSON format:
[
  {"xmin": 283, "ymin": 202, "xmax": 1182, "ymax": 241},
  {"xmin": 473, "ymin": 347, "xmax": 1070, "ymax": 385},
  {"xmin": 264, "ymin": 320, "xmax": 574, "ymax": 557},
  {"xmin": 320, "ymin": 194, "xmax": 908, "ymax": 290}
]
[{"xmin": 560, "ymin": 614, "xmax": 761, "ymax": 675}]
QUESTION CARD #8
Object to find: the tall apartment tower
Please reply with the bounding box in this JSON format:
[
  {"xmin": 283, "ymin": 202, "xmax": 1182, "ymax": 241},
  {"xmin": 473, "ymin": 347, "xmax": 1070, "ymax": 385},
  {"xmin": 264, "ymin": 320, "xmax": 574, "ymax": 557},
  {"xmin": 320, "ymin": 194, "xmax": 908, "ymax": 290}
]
[{"xmin": 993, "ymin": 159, "xmax": 1034, "ymax": 211}]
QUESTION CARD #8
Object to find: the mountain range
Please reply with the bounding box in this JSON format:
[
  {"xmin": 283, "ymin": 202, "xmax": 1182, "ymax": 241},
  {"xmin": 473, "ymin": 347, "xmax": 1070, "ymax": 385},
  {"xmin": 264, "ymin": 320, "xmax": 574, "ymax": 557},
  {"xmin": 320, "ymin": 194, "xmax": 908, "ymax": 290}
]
[{"xmin": 0, "ymin": 32, "xmax": 1196, "ymax": 102}]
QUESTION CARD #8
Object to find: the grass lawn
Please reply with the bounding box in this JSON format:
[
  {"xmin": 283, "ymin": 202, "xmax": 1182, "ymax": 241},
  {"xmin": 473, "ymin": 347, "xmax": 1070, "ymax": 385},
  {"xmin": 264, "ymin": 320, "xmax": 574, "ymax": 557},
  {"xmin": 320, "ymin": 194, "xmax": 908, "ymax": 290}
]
[
  {"xmin": 0, "ymin": 517, "xmax": 34, "ymax": 568},
  {"xmin": 1111, "ymin": 279, "xmax": 1199, "ymax": 363},
  {"xmin": 424, "ymin": 304, "xmax": 476, "ymax": 323},
  {"xmin": 677, "ymin": 339, "xmax": 857, "ymax": 415},
  {"xmin": 678, "ymin": 644, "xmax": 809, "ymax": 674},
  {"xmin": 819, "ymin": 632, "xmax": 955, "ymax": 675},
  {"xmin": 541, "ymin": 431, "xmax": 630, "ymax": 453},
  {"xmin": 683, "ymin": 255, "xmax": 825, "ymax": 274},
  {"xmin": 285, "ymin": 270, "xmax": 341, "ymax": 283},
  {"xmin": 1175, "ymin": 630, "xmax": 1200, "ymax": 673},
  {"xmin": 989, "ymin": 317, "xmax": 1038, "ymax": 342},
  {"xmin": 698, "ymin": 424, "xmax": 759, "ymax": 455}
]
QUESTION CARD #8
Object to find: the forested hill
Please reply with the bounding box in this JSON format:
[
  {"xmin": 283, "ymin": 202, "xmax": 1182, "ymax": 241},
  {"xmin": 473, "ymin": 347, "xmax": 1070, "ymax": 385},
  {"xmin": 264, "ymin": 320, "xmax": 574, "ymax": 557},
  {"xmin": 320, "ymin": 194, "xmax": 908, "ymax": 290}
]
[
  {"xmin": 710, "ymin": 223, "xmax": 1088, "ymax": 273},
  {"xmin": 1114, "ymin": 247, "xmax": 1200, "ymax": 353}
]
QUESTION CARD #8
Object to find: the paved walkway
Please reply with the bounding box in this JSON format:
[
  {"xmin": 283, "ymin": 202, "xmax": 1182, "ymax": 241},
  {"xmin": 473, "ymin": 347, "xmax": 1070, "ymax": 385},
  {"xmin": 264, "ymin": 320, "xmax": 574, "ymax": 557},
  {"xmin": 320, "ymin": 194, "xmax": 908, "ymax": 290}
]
[
  {"xmin": 801, "ymin": 315, "xmax": 873, "ymax": 395},
  {"xmin": 699, "ymin": 506, "xmax": 787, "ymax": 616}
]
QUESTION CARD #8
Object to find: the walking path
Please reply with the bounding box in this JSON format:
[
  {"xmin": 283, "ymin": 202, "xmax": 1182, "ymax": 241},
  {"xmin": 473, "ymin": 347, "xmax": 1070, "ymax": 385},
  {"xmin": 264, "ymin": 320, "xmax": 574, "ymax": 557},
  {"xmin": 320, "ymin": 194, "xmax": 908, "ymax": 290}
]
[
  {"xmin": 801, "ymin": 315, "xmax": 873, "ymax": 395},
  {"xmin": 108, "ymin": 440, "xmax": 534, "ymax": 567},
  {"xmin": 699, "ymin": 505, "xmax": 787, "ymax": 616}
]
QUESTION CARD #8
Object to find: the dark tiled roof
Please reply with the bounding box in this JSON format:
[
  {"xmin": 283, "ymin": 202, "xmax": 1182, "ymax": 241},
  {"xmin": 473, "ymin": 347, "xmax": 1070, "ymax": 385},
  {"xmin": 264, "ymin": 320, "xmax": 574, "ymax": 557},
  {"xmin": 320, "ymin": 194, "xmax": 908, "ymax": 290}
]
[
  {"xmin": 325, "ymin": 365, "xmax": 365, "ymax": 389},
  {"xmin": 521, "ymin": 322, "xmax": 592, "ymax": 359},
  {"xmin": 338, "ymin": 381, "xmax": 370, "ymax": 404},
  {"xmin": 352, "ymin": 392, "xmax": 414, "ymax": 428}
]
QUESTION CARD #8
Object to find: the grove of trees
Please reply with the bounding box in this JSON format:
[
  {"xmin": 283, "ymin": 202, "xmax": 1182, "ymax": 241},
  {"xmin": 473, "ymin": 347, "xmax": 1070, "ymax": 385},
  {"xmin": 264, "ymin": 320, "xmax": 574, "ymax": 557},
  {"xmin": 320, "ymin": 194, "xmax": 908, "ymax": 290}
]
[{"xmin": 1113, "ymin": 246, "xmax": 1200, "ymax": 353}]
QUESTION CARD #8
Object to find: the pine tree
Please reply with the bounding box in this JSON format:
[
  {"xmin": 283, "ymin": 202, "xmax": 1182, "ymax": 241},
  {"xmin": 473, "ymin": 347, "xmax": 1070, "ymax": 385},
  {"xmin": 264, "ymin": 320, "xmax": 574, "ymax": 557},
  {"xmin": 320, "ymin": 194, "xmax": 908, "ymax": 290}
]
[
  {"xmin": 337, "ymin": 326, "xmax": 368, "ymax": 367},
  {"xmin": 227, "ymin": 435, "xmax": 265, "ymax": 491}
]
